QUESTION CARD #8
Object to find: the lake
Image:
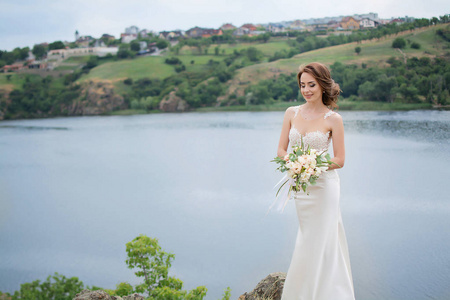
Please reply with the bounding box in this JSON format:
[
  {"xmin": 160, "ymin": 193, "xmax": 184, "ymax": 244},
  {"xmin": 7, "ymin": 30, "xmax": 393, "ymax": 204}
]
[{"xmin": 0, "ymin": 110, "xmax": 449, "ymax": 299}]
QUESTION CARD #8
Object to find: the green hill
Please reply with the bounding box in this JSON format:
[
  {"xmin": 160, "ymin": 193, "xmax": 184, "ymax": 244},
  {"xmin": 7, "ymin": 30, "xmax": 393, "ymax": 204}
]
[{"xmin": 226, "ymin": 24, "xmax": 449, "ymax": 96}]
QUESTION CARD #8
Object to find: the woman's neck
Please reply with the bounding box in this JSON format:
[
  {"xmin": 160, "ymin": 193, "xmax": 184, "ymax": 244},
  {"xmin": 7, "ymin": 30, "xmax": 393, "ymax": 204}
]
[{"xmin": 302, "ymin": 100, "xmax": 327, "ymax": 112}]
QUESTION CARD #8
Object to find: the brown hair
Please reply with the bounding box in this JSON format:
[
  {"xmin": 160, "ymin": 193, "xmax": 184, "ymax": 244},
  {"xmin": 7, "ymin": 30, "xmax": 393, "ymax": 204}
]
[{"xmin": 297, "ymin": 62, "xmax": 341, "ymax": 109}]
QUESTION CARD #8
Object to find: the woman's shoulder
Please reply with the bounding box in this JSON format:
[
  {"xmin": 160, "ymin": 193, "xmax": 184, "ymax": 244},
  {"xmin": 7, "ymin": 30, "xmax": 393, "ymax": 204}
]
[
  {"xmin": 285, "ymin": 104, "xmax": 302, "ymax": 115},
  {"xmin": 325, "ymin": 110, "xmax": 343, "ymax": 125}
]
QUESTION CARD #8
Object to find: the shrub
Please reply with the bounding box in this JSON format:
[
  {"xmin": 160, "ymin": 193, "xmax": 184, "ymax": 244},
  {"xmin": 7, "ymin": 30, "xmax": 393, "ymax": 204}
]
[
  {"xmin": 392, "ymin": 38, "xmax": 406, "ymax": 49},
  {"xmin": 411, "ymin": 42, "xmax": 421, "ymax": 49}
]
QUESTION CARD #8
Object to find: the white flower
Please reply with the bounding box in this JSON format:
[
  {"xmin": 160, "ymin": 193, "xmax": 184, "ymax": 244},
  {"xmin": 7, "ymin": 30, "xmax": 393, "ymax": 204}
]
[
  {"xmin": 306, "ymin": 167, "xmax": 315, "ymax": 175},
  {"xmin": 320, "ymin": 166, "xmax": 329, "ymax": 172},
  {"xmin": 287, "ymin": 169, "xmax": 296, "ymax": 178},
  {"xmin": 300, "ymin": 172, "xmax": 311, "ymax": 182},
  {"xmin": 315, "ymin": 167, "xmax": 322, "ymax": 176},
  {"xmin": 292, "ymin": 162, "xmax": 303, "ymax": 174}
]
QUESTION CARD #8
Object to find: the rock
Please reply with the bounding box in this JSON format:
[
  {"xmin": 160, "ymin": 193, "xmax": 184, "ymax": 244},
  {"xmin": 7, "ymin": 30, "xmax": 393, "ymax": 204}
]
[
  {"xmin": 122, "ymin": 294, "xmax": 144, "ymax": 300},
  {"xmin": 73, "ymin": 290, "xmax": 144, "ymax": 300},
  {"xmin": 159, "ymin": 89, "xmax": 188, "ymax": 112},
  {"xmin": 73, "ymin": 289, "xmax": 113, "ymax": 300},
  {"xmin": 66, "ymin": 80, "xmax": 126, "ymax": 116},
  {"xmin": 238, "ymin": 272, "xmax": 286, "ymax": 300}
]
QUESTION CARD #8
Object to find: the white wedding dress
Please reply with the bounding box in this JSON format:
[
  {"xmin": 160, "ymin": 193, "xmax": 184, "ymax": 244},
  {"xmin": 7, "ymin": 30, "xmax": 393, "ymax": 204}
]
[{"xmin": 281, "ymin": 106, "xmax": 355, "ymax": 300}]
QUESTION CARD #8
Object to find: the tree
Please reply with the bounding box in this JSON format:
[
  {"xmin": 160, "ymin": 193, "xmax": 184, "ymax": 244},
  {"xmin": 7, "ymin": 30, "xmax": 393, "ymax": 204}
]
[
  {"xmin": 48, "ymin": 41, "xmax": 65, "ymax": 50},
  {"xmin": 156, "ymin": 40, "xmax": 169, "ymax": 50},
  {"xmin": 354, "ymin": 46, "xmax": 361, "ymax": 55},
  {"xmin": 130, "ymin": 40, "xmax": 141, "ymax": 52},
  {"xmin": 125, "ymin": 235, "xmax": 207, "ymax": 299},
  {"xmin": 32, "ymin": 44, "xmax": 47, "ymax": 59},
  {"xmin": 392, "ymin": 37, "xmax": 406, "ymax": 49},
  {"xmin": 6, "ymin": 272, "xmax": 84, "ymax": 300}
]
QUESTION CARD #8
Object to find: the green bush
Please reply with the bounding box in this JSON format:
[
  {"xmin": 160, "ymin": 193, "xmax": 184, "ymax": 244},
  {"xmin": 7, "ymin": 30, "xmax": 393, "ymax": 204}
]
[
  {"xmin": 392, "ymin": 37, "xmax": 406, "ymax": 49},
  {"xmin": 410, "ymin": 42, "xmax": 421, "ymax": 49}
]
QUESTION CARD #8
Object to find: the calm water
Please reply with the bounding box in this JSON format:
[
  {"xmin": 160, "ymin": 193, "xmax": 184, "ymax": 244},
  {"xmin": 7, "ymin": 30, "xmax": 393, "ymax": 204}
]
[{"xmin": 0, "ymin": 110, "xmax": 449, "ymax": 300}]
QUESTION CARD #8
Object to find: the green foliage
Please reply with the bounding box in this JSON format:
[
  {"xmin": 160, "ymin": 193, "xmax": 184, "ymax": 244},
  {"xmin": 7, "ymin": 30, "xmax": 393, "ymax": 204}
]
[
  {"xmin": 7, "ymin": 272, "xmax": 84, "ymax": 300},
  {"xmin": 410, "ymin": 42, "xmax": 421, "ymax": 49},
  {"xmin": 355, "ymin": 46, "xmax": 361, "ymax": 55},
  {"xmin": 392, "ymin": 37, "xmax": 406, "ymax": 49},
  {"xmin": 165, "ymin": 57, "xmax": 182, "ymax": 65},
  {"xmin": 125, "ymin": 235, "xmax": 175, "ymax": 294},
  {"xmin": 130, "ymin": 40, "xmax": 141, "ymax": 52},
  {"xmin": 125, "ymin": 234, "xmax": 207, "ymax": 299},
  {"xmin": 114, "ymin": 282, "xmax": 134, "ymax": 297},
  {"xmin": 48, "ymin": 41, "xmax": 65, "ymax": 50},
  {"xmin": 221, "ymin": 287, "xmax": 231, "ymax": 300},
  {"xmin": 156, "ymin": 40, "xmax": 169, "ymax": 49},
  {"xmin": 436, "ymin": 26, "xmax": 450, "ymax": 42},
  {"xmin": 32, "ymin": 44, "xmax": 47, "ymax": 59}
]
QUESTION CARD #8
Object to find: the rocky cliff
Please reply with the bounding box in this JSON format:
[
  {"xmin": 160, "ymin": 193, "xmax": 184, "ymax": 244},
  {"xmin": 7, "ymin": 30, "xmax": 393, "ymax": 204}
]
[{"xmin": 66, "ymin": 80, "xmax": 126, "ymax": 115}]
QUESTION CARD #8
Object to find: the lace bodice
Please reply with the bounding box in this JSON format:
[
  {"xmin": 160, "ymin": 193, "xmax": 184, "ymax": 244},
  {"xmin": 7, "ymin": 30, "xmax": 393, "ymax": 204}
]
[
  {"xmin": 288, "ymin": 106, "xmax": 335, "ymax": 152},
  {"xmin": 289, "ymin": 128, "xmax": 331, "ymax": 152}
]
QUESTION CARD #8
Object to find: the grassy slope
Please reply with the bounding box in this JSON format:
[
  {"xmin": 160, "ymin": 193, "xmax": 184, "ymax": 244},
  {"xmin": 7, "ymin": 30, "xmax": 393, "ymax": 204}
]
[
  {"xmin": 230, "ymin": 25, "xmax": 445, "ymax": 88},
  {"xmin": 0, "ymin": 73, "xmax": 23, "ymax": 91},
  {"xmin": 227, "ymin": 24, "xmax": 449, "ymax": 96},
  {"xmin": 79, "ymin": 56, "xmax": 175, "ymax": 82}
]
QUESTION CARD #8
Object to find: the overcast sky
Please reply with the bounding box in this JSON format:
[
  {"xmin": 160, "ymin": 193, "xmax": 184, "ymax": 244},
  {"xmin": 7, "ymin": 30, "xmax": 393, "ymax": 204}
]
[{"xmin": 0, "ymin": 0, "xmax": 448, "ymax": 51}]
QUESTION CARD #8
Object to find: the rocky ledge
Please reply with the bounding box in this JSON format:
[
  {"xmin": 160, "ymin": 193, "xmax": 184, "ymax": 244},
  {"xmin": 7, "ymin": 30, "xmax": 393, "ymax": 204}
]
[
  {"xmin": 73, "ymin": 290, "xmax": 143, "ymax": 300},
  {"xmin": 73, "ymin": 272, "xmax": 286, "ymax": 300},
  {"xmin": 239, "ymin": 272, "xmax": 286, "ymax": 300}
]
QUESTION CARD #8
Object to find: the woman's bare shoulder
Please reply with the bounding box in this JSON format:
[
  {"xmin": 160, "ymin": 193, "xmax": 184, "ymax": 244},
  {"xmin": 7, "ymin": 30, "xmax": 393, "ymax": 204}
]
[
  {"xmin": 285, "ymin": 105, "xmax": 300, "ymax": 115},
  {"xmin": 327, "ymin": 111, "xmax": 343, "ymax": 126}
]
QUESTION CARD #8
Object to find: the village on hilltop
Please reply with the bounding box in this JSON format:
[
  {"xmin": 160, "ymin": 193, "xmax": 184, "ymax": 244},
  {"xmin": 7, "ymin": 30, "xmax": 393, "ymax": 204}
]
[{"xmin": 1, "ymin": 12, "xmax": 419, "ymax": 73}]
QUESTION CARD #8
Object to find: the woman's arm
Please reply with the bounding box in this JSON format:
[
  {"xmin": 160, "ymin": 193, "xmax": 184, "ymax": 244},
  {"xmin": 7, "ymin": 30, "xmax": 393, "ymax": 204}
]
[
  {"xmin": 277, "ymin": 107, "xmax": 294, "ymax": 158},
  {"xmin": 328, "ymin": 113, "xmax": 345, "ymax": 170}
]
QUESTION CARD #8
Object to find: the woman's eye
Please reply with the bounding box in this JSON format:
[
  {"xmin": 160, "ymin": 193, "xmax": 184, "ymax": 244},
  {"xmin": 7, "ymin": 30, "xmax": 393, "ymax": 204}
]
[{"xmin": 310, "ymin": 84, "xmax": 315, "ymax": 87}]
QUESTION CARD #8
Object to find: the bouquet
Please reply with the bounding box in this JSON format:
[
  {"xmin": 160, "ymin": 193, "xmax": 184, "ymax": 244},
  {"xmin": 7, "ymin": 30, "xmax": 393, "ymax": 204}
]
[{"xmin": 270, "ymin": 137, "xmax": 339, "ymax": 212}]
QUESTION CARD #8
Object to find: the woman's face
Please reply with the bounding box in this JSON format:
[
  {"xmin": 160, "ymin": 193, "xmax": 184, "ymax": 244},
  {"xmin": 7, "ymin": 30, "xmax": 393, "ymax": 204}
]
[{"xmin": 300, "ymin": 72, "xmax": 322, "ymax": 103}]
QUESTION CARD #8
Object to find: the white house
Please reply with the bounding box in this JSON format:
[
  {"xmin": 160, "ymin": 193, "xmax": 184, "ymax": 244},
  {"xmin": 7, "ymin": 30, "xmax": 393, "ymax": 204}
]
[{"xmin": 125, "ymin": 26, "xmax": 139, "ymax": 35}]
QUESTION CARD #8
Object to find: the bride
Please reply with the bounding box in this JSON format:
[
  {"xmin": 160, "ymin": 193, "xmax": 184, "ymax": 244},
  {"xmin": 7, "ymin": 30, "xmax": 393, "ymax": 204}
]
[{"xmin": 276, "ymin": 62, "xmax": 355, "ymax": 300}]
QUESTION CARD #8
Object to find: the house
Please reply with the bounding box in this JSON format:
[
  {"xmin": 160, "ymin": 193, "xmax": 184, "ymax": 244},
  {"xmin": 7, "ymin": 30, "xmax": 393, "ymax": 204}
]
[
  {"xmin": 94, "ymin": 39, "xmax": 106, "ymax": 48},
  {"xmin": 1, "ymin": 63, "xmax": 24, "ymax": 72},
  {"xmin": 340, "ymin": 17, "xmax": 360, "ymax": 30},
  {"xmin": 220, "ymin": 23, "xmax": 236, "ymax": 31},
  {"xmin": 267, "ymin": 23, "xmax": 286, "ymax": 33},
  {"xmin": 233, "ymin": 27, "xmax": 250, "ymax": 36},
  {"xmin": 289, "ymin": 20, "xmax": 307, "ymax": 31},
  {"xmin": 27, "ymin": 60, "xmax": 48, "ymax": 70},
  {"xmin": 185, "ymin": 27, "xmax": 222, "ymax": 38},
  {"xmin": 327, "ymin": 20, "xmax": 341, "ymax": 30},
  {"xmin": 389, "ymin": 18, "xmax": 406, "ymax": 24},
  {"xmin": 159, "ymin": 30, "xmax": 183, "ymax": 40},
  {"xmin": 125, "ymin": 26, "xmax": 139, "ymax": 35},
  {"xmin": 76, "ymin": 36, "xmax": 94, "ymax": 47},
  {"xmin": 360, "ymin": 18, "xmax": 379, "ymax": 28},
  {"xmin": 47, "ymin": 47, "xmax": 118, "ymax": 60},
  {"xmin": 186, "ymin": 26, "xmax": 204, "ymax": 38},
  {"xmin": 121, "ymin": 33, "xmax": 137, "ymax": 43},
  {"xmin": 101, "ymin": 34, "xmax": 115, "ymax": 41},
  {"xmin": 241, "ymin": 23, "xmax": 257, "ymax": 31},
  {"xmin": 201, "ymin": 29, "xmax": 223, "ymax": 38},
  {"xmin": 312, "ymin": 24, "xmax": 329, "ymax": 32}
]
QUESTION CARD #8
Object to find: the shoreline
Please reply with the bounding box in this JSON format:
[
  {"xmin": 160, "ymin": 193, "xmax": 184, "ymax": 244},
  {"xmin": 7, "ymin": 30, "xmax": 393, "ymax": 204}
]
[{"xmin": 0, "ymin": 102, "xmax": 444, "ymax": 121}]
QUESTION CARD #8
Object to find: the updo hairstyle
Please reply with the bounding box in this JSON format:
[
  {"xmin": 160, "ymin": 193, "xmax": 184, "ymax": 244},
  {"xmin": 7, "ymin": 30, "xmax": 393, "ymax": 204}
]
[{"xmin": 297, "ymin": 62, "xmax": 341, "ymax": 109}]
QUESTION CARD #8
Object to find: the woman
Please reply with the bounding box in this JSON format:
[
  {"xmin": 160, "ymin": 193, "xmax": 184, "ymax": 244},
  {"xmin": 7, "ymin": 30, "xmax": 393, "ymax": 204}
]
[{"xmin": 277, "ymin": 62, "xmax": 355, "ymax": 300}]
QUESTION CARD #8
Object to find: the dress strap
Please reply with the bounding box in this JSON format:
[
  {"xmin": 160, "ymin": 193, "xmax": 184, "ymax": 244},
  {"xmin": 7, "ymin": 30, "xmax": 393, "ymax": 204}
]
[
  {"xmin": 293, "ymin": 105, "xmax": 301, "ymax": 118},
  {"xmin": 324, "ymin": 110, "xmax": 335, "ymax": 120}
]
